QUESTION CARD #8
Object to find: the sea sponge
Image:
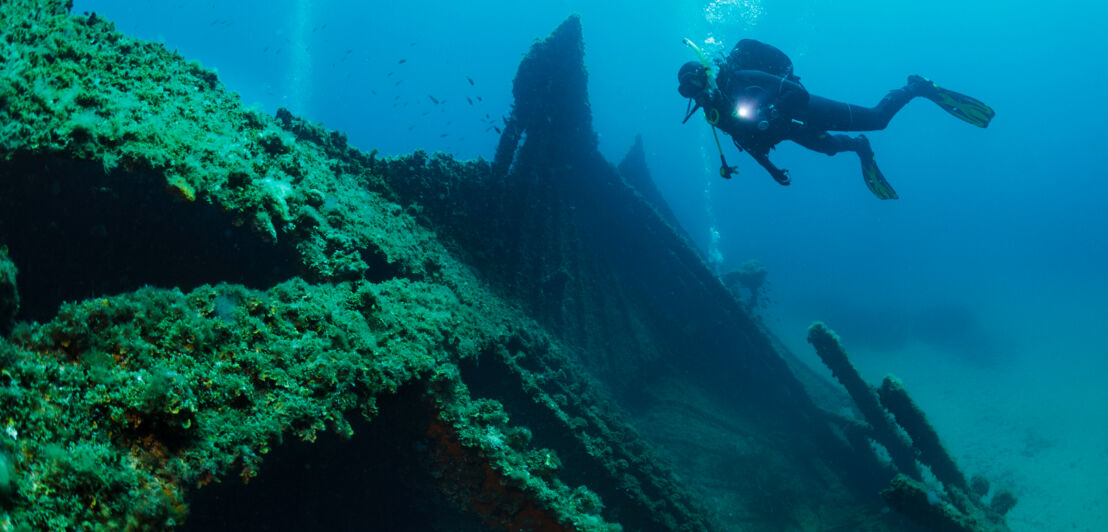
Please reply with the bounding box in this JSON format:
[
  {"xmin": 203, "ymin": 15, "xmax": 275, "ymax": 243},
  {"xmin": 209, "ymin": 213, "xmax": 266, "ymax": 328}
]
[{"xmin": 257, "ymin": 176, "xmax": 295, "ymax": 222}]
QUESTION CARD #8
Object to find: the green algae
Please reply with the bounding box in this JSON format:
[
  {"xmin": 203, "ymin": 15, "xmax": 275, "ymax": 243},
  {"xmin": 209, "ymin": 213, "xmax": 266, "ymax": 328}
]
[
  {"xmin": 0, "ymin": 3, "xmax": 637, "ymax": 528},
  {"xmin": 0, "ymin": 1, "xmax": 441, "ymax": 281},
  {"xmin": 0, "ymin": 280, "xmax": 462, "ymax": 527},
  {"xmin": 0, "ymin": 276, "xmax": 630, "ymax": 530}
]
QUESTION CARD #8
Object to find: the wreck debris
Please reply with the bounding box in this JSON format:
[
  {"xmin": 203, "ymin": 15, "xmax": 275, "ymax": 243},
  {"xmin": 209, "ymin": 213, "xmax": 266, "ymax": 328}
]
[{"xmin": 808, "ymin": 322, "xmax": 1015, "ymax": 531}]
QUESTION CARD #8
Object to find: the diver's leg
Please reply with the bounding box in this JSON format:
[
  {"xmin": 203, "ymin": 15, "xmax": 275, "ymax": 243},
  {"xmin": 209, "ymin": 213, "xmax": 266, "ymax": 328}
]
[
  {"xmin": 790, "ymin": 128, "xmax": 864, "ymax": 155},
  {"xmin": 803, "ymin": 84, "xmax": 920, "ymax": 132},
  {"xmin": 790, "ymin": 129, "xmax": 897, "ymax": 199}
]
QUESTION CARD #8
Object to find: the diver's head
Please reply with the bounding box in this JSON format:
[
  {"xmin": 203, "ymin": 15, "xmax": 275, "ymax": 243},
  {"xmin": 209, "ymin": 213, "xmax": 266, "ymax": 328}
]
[{"xmin": 678, "ymin": 61, "xmax": 708, "ymax": 99}]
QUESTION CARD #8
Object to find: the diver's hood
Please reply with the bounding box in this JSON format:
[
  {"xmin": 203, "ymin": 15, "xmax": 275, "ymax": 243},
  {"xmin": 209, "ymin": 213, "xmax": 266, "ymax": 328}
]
[
  {"xmin": 677, "ymin": 61, "xmax": 707, "ymax": 99},
  {"xmin": 678, "ymin": 61, "xmax": 709, "ymax": 124}
]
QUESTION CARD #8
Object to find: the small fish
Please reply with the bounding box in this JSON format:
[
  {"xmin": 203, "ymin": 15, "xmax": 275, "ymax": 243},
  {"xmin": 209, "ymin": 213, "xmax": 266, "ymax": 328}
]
[
  {"xmin": 466, "ymin": 76, "xmax": 475, "ymax": 85},
  {"xmin": 494, "ymin": 127, "xmax": 501, "ymax": 134},
  {"xmin": 387, "ymin": 71, "xmax": 393, "ymax": 77},
  {"xmin": 466, "ymin": 97, "xmax": 473, "ymax": 105},
  {"xmin": 408, "ymin": 125, "xmax": 415, "ymax": 130},
  {"xmin": 439, "ymin": 134, "xmax": 448, "ymax": 138},
  {"xmin": 476, "ymin": 96, "xmax": 483, "ymax": 102},
  {"xmin": 398, "ymin": 59, "xmax": 407, "ymax": 64},
  {"xmin": 395, "ymin": 80, "xmax": 403, "ymax": 86},
  {"xmin": 429, "ymin": 95, "xmax": 439, "ymax": 104}
]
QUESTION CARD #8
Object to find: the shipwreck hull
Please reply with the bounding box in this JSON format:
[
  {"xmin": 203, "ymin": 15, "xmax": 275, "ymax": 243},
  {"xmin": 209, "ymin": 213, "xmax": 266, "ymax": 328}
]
[{"xmin": 0, "ymin": 2, "xmax": 928, "ymax": 530}]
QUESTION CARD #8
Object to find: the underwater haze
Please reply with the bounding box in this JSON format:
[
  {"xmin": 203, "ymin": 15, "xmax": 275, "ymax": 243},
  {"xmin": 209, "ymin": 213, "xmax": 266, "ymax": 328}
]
[{"xmin": 72, "ymin": 0, "xmax": 1108, "ymax": 530}]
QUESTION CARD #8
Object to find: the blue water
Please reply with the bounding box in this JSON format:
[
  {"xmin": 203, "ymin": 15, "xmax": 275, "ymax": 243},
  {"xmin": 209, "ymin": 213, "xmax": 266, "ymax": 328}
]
[{"xmin": 72, "ymin": 1, "xmax": 1108, "ymax": 529}]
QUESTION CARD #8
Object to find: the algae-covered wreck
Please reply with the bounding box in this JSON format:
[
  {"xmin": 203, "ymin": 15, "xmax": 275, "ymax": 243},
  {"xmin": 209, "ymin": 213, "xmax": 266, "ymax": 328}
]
[{"xmin": 1, "ymin": 1, "xmax": 1014, "ymax": 530}]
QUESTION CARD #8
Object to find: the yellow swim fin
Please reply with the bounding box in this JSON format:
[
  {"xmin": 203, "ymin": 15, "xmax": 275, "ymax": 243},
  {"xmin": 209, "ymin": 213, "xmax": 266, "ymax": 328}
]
[
  {"xmin": 910, "ymin": 75, "xmax": 995, "ymax": 128},
  {"xmin": 857, "ymin": 135, "xmax": 898, "ymax": 200}
]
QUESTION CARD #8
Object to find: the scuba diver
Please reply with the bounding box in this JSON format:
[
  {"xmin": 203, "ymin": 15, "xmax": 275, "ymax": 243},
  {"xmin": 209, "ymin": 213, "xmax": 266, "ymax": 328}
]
[{"xmin": 677, "ymin": 39, "xmax": 995, "ymax": 199}]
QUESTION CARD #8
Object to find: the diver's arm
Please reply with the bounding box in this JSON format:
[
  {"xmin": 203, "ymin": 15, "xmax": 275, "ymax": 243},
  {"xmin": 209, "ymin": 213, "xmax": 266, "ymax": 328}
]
[
  {"xmin": 729, "ymin": 132, "xmax": 790, "ymax": 185},
  {"xmin": 748, "ymin": 149, "xmax": 791, "ymax": 186}
]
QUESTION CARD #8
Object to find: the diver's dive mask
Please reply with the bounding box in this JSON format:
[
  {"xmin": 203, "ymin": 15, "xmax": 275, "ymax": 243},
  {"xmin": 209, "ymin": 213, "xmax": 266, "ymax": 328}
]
[
  {"xmin": 678, "ymin": 61, "xmax": 711, "ymax": 124},
  {"xmin": 678, "ymin": 61, "xmax": 708, "ymax": 98}
]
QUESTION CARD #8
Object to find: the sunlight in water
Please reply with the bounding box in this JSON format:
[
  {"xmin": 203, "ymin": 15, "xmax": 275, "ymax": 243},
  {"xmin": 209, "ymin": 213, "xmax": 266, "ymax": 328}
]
[
  {"xmin": 289, "ymin": 0, "xmax": 313, "ymax": 114},
  {"xmin": 704, "ymin": 0, "xmax": 765, "ymax": 26}
]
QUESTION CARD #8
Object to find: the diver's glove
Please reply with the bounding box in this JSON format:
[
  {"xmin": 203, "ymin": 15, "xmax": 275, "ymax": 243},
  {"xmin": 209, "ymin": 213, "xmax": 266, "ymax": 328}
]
[
  {"xmin": 768, "ymin": 167, "xmax": 790, "ymax": 185},
  {"xmin": 748, "ymin": 150, "xmax": 791, "ymax": 186}
]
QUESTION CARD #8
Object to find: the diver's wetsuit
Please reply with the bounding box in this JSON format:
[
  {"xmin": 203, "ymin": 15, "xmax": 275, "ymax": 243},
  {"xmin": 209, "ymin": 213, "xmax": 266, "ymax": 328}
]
[
  {"xmin": 680, "ymin": 38, "xmax": 992, "ymax": 198},
  {"xmin": 789, "ymin": 89, "xmax": 916, "ymax": 155},
  {"xmin": 712, "ymin": 68, "xmax": 918, "ymax": 164},
  {"xmin": 692, "ymin": 38, "xmax": 923, "ymax": 184}
]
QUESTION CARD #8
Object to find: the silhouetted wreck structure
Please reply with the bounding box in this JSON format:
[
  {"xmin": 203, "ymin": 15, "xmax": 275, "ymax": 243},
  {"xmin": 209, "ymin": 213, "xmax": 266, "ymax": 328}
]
[{"xmin": 0, "ymin": 3, "xmax": 1012, "ymax": 530}]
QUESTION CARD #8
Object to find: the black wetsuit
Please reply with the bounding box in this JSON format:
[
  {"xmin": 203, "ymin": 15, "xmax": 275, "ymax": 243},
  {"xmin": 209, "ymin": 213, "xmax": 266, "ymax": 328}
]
[
  {"xmin": 705, "ymin": 39, "xmax": 919, "ymax": 183},
  {"xmin": 790, "ymin": 90, "xmax": 915, "ymax": 153}
]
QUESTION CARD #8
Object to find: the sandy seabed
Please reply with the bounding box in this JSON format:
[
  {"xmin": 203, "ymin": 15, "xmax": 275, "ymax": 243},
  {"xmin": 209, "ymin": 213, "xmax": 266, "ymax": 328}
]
[{"xmin": 779, "ymin": 278, "xmax": 1108, "ymax": 532}]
